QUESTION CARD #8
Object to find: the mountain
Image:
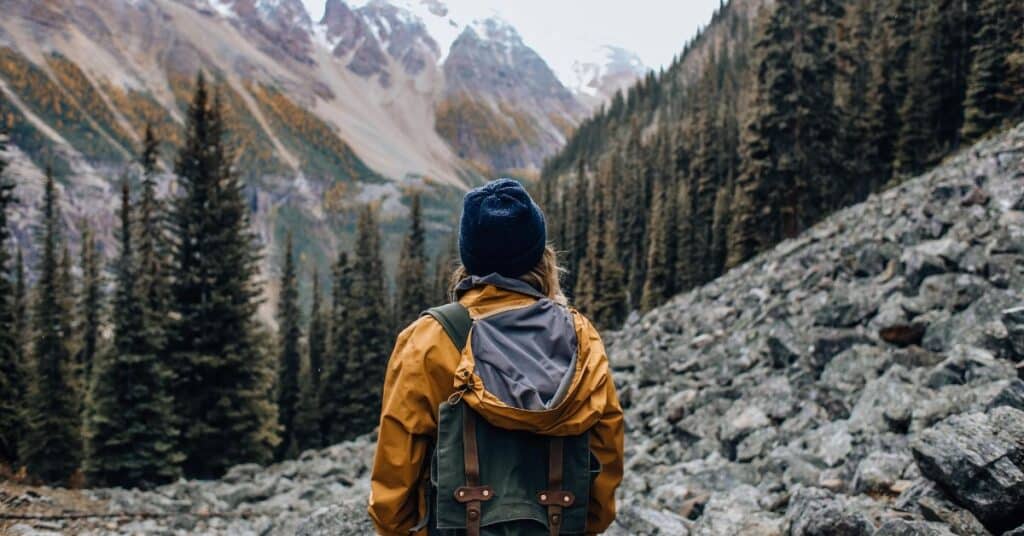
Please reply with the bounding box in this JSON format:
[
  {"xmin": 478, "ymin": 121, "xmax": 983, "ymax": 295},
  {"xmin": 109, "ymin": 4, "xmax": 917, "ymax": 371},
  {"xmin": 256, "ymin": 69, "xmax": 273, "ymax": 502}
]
[
  {"xmin": 5, "ymin": 118, "xmax": 1022, "ymax": 536},
  {"xmin": 0, "ymin": 0, "xmax": 587, "ymax": 290},
  {"xmin": 570, "ymin": 45, "xmax": 648, "ymax": 110},
  {"xmin": 437, "ymin": 17, "xmax": 587, "ymax": 175}
]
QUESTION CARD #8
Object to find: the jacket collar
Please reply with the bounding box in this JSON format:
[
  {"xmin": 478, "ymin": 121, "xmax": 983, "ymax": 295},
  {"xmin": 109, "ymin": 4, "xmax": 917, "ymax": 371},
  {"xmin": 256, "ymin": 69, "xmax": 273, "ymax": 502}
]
[{"xmin": 455, "ymin": 273, "xmax": 547, "ymax": 301}]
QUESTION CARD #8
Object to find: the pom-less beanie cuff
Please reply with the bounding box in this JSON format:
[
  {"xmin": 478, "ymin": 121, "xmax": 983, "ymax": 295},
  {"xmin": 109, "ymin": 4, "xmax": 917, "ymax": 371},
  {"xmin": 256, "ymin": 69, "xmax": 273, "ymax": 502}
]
[{"xmin": 460, "ymin": 232, "xmax": 546, "ymax": 278}]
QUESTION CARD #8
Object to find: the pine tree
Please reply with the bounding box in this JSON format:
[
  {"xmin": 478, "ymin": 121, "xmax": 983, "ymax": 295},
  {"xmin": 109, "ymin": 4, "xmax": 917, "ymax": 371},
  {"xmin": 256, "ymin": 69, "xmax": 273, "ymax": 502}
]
[
  {"xmin": 78, "ymin": 224, "xmax": 102, "ymax": 383},
  {"xmin": 837, "ymin": 0, "xmax": 883, "ymax": 203},
  {"xmin": 961, "ymin": 0, "xmax": 1017, "ymax": 142},
  {"xmin": 866, "ymin": 0, "xmax": 919, "ymax": 181},
  {"xmin": 1009, "ymin": 2, "xmax": 1024, "ymax": 121},
  {"xmin": 566, "ymin": 158, "xmax": 589, "ymax": 297},
  {"xmin": 14, "ymin": 248, "xmax": 27, "ymax": 353},
  {"xmin": 85, "ymin": 182, "xmax": 181, "ymax": 488},
  {"xmin": 727, "ymin": 0, "xmax": 842, "ymax": 267},
  {"xmin": 0, "ymin": 149, "xmax": 21, "ymax": 464},
  {"xmin": 689, "ymin": 58, "xmax": 723, "ymax": 287},
  {"xmin": 276, "ymin": 233, "xmax": 302, "ymax": 459},
  {"xmin": 168, "ymin": 73, "xmax": 277, "ymax": 478},
  {"xmin": 395, "ymin": 193, "xmax": 429, "ymax": 329},
  {"xmin": 320, "ymin": 251, "xmax": 353, "ymax": 445},
  {"xmin": 290, "ymin": 355, "xmax": 322, "ymax": 455},
  {"xmin": 576, "ymin": 156, "xmax": 627, "ymax": 329},
  {"xmin": 307, "ymin": 268, "xmax": 326, "ymax": 397},
  {"xmin": 432, "ymin": 231, "xmax": 457, "ymax": 304},
  {"xmin": 338, "ymin": 205, "xmax": 390, "ymax": 439},
  {"xmin": 22, "ymin": 169, "xmax": 81, "ymax": 484},
  {"xmin": 640, "ymin": 176, "xmax": 673, "ymax": 312},
  {"xmin": 895, "ymin": 0, "xmax": 974, "ymax": 175},
  {"xmin": 617, "ymin": 124, "xmax": 651, "ymax": 309}
]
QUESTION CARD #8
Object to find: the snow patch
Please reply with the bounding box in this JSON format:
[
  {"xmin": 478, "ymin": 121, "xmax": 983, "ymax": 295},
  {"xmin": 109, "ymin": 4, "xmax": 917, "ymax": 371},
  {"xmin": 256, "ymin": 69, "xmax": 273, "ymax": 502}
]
[{"xmin": 209, "ymin": 0, "xmax": 235, "ymax": 18}]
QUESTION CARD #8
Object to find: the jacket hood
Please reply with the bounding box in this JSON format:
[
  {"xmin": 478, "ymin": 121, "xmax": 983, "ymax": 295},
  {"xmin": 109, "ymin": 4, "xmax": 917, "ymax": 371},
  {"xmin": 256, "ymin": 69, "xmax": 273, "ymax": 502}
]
[{"xmin": 453, "ymin": 274, "xmax": 616, "ymax": 437}]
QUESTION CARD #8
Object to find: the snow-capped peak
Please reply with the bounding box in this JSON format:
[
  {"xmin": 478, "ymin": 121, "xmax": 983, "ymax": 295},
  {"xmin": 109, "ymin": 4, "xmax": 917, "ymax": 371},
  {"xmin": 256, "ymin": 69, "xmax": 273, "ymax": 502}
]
[
  {"xmin": 570, "ymin": 45, "xmax": 647, "ymax": 106},
  {"xmin": 465, "ymin": 16, "xmax": 521, "ymax": 46}
]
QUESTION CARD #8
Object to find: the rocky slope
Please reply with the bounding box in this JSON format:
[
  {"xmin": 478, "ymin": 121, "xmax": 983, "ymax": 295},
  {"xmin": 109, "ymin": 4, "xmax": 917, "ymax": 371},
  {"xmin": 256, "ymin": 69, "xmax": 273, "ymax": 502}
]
[{"xmin": 5, "ymin": 123, "xmax": 1022, "ymax": 535}]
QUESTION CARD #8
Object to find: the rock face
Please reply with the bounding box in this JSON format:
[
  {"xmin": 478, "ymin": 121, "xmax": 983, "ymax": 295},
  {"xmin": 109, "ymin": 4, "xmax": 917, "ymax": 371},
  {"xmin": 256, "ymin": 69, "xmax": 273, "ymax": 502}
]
[
  {"xmin": 320, "ymin": 0, "xmax": 441, "ymax": 84},
  {"xmin": 8, "ymin": 125, "xmax": 1024, "ymax": 535},
  {"xmin": 437, "ymin": 17, "xmax": 587, "ymax": 173},
  {"xmin": 911, "ymin": 407, "xmax": 1024, "ymax": 533}
]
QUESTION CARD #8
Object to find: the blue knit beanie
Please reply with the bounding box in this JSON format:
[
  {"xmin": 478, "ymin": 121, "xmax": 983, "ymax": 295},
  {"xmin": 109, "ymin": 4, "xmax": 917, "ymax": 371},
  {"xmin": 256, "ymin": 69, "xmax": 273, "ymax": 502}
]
[{"xmin": 459, "ymin": 178, "xmax": 547, "ymax": 278}]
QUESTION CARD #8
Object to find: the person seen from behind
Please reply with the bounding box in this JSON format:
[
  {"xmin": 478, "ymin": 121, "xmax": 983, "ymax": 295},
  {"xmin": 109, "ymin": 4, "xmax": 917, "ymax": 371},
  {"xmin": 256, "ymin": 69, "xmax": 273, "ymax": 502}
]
[{"xmin": 369, "ymin": 178, "xmax": 625, "ymax": 535}]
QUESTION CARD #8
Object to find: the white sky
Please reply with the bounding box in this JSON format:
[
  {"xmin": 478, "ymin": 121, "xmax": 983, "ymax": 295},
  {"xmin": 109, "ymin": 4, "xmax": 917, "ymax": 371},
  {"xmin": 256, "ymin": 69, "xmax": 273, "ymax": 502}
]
[{"xmin": 300, "ymin": 0, "xmax": 722, "ymax": 84}]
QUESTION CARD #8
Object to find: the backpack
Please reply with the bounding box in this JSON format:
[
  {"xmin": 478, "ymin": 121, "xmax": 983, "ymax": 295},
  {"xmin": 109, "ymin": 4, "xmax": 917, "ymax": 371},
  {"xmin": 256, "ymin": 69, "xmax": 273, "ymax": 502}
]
[{"xmin": 416, "ymin": 303, "xmax": 600, "ymax": 536}]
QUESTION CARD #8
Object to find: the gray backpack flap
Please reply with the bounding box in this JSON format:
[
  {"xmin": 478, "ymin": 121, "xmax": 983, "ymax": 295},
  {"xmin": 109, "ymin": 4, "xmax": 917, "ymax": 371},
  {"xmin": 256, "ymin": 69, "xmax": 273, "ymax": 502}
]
[{"xmin": 431, "ymin": 400, "xmax": 595, "ymax": 535}]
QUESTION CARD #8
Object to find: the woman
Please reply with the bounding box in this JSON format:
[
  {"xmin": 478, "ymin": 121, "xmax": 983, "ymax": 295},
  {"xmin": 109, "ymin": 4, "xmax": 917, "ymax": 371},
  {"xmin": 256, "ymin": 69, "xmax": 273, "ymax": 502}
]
[{"xmin": 369, "ymin": 178, "xmax": 624, "ymax": 535}]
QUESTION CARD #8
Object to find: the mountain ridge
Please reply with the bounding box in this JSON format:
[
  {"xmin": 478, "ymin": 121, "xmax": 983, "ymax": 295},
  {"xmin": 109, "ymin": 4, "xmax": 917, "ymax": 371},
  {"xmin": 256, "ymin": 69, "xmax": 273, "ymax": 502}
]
[{"xmin": 0, "ymin": 0, "xmax": 645, "ymax": 295}]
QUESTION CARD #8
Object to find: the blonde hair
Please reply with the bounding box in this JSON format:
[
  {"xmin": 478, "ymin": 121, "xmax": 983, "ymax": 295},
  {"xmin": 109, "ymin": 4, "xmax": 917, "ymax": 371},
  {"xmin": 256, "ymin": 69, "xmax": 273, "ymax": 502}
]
[{"xmin": 450, "ymin": 246, "xmax": 568, "ymax": 306}]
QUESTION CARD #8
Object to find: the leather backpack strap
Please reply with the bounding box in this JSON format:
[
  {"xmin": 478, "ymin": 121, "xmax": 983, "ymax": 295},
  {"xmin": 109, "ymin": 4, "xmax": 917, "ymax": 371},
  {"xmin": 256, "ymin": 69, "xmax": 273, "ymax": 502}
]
[
  {"xmin": 422, "ymin": 302, "xmax": 473, "ymax": 352},
  {"xmin": 537, "ymin": 438, "xmax": 575, "ymax": 536},
  {"xmin": 453, "ymin": 408, "xmax": 493, "ymax": 536}
]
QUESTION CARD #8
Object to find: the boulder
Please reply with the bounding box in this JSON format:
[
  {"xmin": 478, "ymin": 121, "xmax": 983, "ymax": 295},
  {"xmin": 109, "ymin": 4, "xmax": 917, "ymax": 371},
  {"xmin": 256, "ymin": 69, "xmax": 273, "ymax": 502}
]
[
  {"xmin": 853, "ymin": 450, "xmax": 912, "ymax": 494},
  {"xmin": 296, "ymin": 501, "xmax": 376, "ymax": 535},
  {"xmin": 875, "ymin": 519, "xmax": 959, "ymax": 536},
  {"xmin": 910, "ymin": 407, "xmax": 1024, "ymax": 533},
  {"xmin": 785, "ymin": 487, "xmax": 874, "ymax": 536},
  {"xmin": 916, "ymin": 496, "xmax": 990, "ymax": 536}
]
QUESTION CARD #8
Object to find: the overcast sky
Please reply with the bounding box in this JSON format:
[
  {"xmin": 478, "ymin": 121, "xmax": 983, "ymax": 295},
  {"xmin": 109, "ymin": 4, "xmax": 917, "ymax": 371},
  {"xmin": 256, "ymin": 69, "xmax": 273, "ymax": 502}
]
[{"xmin": 300, "ymin": 0, "xmax": 722, "ymax": 83}]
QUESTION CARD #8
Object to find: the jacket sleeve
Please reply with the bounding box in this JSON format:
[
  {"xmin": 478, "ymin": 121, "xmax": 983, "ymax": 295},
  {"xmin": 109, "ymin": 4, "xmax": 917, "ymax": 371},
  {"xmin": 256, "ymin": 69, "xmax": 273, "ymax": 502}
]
[
  {"xmin": 585, "ymin": 337, "xmax": 625, "ymax": 533},
  {"xmin": 368, "ymin": 320, "xmax": 449, "ymax": 536}
]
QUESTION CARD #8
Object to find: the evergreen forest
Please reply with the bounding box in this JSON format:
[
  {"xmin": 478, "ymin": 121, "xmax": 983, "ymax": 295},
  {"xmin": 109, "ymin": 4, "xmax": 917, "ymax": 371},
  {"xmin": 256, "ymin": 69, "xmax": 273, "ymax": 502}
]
[
  {"xmin": 0, "ymin": 74, "xmax": 442, "ymax": 486},
  {"xmin": 540, "ymin": 0, "xmax": 1024, "ymax": 329}
]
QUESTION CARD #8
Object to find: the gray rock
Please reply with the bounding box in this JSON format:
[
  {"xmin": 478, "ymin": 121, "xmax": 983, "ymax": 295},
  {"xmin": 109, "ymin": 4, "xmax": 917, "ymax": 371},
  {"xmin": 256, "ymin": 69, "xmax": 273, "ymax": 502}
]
[
  {"xmin": 917, "ymin": 495, "xmax": 991, "ymax": 536},
  {"xmin": 222, "ymin": 463, "xmax": 262, "ymax": 484},
  {"xmin": 815, "ymin": 294, "xmax": 879, "ymax": 328},
  {"xmin": 911, "ymin": 407, "xmax": 1024, "ymax": 533},
  {"xmin": 1002, "ymin": 525, "xmax": 1024, "ymax": 536},
  {"xmin": 609, "ymin": 505, "xmax": 691, "ymax": 535},
  {"xmin": 691, "ymin": 485, "xmax": 783, "ymax": 535},
  {"xmin": 876, "ymin": 519, "xmax": 959, "ymax": 536},
  {"xmin": 786, "ymin": 487, "xmax": 875, "ymax": 536},
  {"xmin": 853, "ymin": 450, "xmax": 912, "ymax": 494},
  {"xmin": 1005, "ymin": 306, "xmax": 1024, "ymax": 359},
  {"xmin": 296, "ymin": 501, "xmax": 376, "ymax": 535}
]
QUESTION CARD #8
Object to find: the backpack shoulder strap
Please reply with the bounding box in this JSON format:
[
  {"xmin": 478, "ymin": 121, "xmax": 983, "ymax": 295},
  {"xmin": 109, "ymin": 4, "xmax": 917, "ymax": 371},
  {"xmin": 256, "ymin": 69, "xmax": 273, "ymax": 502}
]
[{"xmin": 422, "ymin": 302, "xmax": 473, "ymax": 352}]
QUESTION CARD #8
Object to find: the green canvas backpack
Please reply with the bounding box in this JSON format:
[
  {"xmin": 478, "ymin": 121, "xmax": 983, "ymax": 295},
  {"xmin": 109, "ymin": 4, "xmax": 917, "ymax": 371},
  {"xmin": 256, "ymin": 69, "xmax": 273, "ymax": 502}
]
[{"xmin": 417, "ymin": 303, "xmax": 600, "ymax": 536}]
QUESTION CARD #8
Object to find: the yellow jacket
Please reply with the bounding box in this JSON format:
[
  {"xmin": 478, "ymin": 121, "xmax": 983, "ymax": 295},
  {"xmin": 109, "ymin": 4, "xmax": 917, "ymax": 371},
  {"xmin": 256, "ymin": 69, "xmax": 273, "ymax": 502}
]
[{"xmin": 368, "ymin": 280, "xmax": 625, "ymax": 535}]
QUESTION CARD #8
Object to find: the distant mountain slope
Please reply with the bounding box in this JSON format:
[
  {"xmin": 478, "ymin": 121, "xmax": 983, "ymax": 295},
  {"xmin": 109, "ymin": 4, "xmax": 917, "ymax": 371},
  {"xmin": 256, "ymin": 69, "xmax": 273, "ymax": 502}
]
[
  {"xmin": 437, "ymin": 18, "xmax": 587, "ymax": 176},
  {"xmin": 0, "ymin": 0, "xmax": 597, "ymax": 289},
  {"xmin": 570, "ymin": 45, "xmax": 648, "ymax": 111}
]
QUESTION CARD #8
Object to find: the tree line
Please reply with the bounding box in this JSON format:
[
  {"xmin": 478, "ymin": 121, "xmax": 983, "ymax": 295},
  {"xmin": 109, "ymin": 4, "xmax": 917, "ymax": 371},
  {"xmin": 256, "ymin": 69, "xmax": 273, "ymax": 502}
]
[
  {"xmin": 0, "ymin": 73, "xmax": 450, "ymax": 487},
  {"xmin": 540, "ymin": 0, "xmax": 1024, "ymax": 329}
]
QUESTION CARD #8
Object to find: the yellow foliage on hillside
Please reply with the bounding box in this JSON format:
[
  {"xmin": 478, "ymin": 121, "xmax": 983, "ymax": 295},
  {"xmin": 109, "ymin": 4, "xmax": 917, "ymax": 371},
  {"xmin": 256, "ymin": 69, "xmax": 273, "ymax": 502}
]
[
  {"xmin": 435, "ymin": 94, "xmax": 543, "ymax": 173},
  {"xmin": 101, "ymin": 83, "xmax": 182, "ymax": 149},
  {"xmin": 249, "ymin": 83, "xmax": 372, "ymax": 182},
  {"xmin": 45, "ymin": 53, "xmax": 135, "ymax": 150},
  {"xmin": 547, "ymin": 112, "xmax": 576, "ymax": 140},
  {"xmin": 0, "ymin": 47, "xmax": 122, "ymax": 161},
  {"xmin": 165, "ymin": 73, "xmax": 285, "ymax": 177}
]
